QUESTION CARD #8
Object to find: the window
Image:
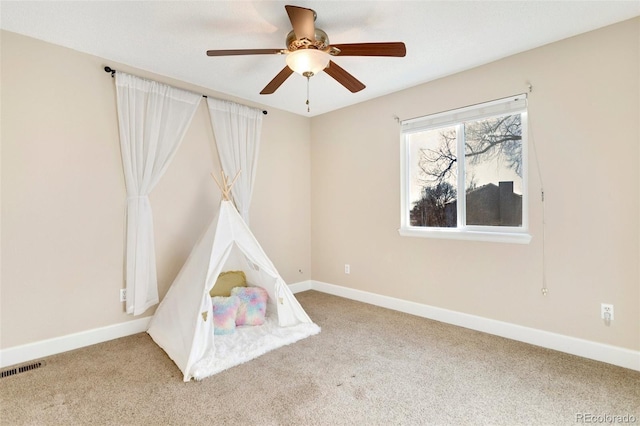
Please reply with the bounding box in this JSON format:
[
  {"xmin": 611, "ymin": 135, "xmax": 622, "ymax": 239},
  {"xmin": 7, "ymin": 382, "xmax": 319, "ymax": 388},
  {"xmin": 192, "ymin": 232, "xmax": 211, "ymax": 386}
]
[{"xmin": 400, "ymin": 95, "xmax": 531, "ymax": 244}]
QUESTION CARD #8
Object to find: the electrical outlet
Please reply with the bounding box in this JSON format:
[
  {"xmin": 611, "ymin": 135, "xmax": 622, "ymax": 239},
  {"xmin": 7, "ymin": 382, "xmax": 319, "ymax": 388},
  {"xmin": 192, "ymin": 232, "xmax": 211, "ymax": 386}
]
[
  {"xmin": 120, "ymin": 289, "xmax": 126, "ymax": 302},
  {"xmin": 344, "ymin": 264, "xmax": 350, "ymax": 274},
  {"xmin": 601, "ymin": 303, "xmax": 614, "ymax": 321}
]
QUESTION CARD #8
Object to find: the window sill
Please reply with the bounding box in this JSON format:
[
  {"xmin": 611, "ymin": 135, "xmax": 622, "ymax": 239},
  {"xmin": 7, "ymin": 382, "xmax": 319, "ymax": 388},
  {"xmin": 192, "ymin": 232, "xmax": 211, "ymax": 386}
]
[{"xmin": 398, "ymin": 227, "xmax": 532, "ymax": 244}]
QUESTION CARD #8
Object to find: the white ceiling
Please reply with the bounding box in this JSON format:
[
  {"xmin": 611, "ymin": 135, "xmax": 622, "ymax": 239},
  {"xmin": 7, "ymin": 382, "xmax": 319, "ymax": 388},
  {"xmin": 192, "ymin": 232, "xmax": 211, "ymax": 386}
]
[{"xmin": 1, "ymin": 1, "xmax": 638, "ymax": 116}]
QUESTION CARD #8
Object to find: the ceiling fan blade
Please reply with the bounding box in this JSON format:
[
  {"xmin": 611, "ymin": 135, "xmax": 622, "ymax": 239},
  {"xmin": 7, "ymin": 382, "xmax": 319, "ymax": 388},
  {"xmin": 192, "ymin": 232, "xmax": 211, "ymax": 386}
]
[
  {"xmin": 285, "ymin": 5, "xmax": 316, "ymax": 41},
  {"xmin": 207, "ymin": 49, "xmax": 284, "ymax": 56},
  {"xmin": 330, "ymin": 42, "xmax": 406, "ymax": 57},
  {"xmin": 260, "ymin": 66, "xmax": 294, "ymax": 94},
  {"xmin": 323, "ymin": 61, "xmax": 365, "ymax": 93}
]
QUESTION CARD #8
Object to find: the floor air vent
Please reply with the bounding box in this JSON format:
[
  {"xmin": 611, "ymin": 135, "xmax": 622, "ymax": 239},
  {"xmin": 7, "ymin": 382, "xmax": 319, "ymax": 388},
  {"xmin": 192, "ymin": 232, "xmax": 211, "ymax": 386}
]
[{"xmin": 0, "ymin": 361, "xmax": 44, "ymax": 378}]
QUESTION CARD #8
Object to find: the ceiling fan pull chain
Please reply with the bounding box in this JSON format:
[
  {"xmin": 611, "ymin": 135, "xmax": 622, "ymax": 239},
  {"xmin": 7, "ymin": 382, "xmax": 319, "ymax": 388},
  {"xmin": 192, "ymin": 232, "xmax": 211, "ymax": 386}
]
[{"xmin": 306, "ymin": 74, "xmax": 311, "ymax": 112}]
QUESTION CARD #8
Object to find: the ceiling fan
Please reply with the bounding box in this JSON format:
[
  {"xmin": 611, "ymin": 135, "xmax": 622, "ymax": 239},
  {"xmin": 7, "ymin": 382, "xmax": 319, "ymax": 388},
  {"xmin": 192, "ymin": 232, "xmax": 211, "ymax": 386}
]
[{"xmin": 206, "ymin": 4, "xmax": 406, "ymax": 97}]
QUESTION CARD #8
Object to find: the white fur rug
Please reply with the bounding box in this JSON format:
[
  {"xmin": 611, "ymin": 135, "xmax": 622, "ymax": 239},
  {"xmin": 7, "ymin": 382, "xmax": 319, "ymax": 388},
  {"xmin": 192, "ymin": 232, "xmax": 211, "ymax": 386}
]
[{"xmin": 190, "ymin": 316, "xmax": 321, "ymax": 380}]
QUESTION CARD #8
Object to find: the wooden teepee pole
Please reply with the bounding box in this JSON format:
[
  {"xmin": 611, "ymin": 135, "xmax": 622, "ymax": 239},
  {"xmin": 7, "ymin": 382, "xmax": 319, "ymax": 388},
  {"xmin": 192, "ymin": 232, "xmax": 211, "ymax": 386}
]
[{"xmin": 211, "ymin": 170, "xmax": 241, "ymax": 201}]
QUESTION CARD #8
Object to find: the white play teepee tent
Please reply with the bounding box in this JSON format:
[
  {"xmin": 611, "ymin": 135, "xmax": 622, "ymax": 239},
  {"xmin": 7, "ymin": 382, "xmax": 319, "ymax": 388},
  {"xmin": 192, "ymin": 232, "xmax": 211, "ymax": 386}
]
[{"xmin": 147, "ymin": 173, "xmax": 320, "ymax": 381}]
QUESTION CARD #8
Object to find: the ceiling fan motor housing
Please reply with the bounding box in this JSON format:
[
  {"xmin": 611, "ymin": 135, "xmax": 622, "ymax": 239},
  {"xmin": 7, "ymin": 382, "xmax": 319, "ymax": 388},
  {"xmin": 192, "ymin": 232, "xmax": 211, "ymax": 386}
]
[{"xmin": 286, "ymin": 29, "xmax": 329, "ymax": 52}]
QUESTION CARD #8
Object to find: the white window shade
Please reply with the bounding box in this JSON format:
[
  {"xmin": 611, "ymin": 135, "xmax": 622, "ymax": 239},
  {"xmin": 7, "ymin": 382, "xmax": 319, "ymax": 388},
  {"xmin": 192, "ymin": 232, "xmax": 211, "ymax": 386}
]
[{"xmin": 402, "ymin": 94, "xmax": 527, "ymax": 134}]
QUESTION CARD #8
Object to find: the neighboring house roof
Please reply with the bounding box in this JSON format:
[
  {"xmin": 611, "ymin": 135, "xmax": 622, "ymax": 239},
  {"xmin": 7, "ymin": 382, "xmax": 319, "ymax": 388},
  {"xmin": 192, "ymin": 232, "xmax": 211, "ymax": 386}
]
[{"xmin": 446, "ymin": 181, "xmax": 522, "ymax": 227}]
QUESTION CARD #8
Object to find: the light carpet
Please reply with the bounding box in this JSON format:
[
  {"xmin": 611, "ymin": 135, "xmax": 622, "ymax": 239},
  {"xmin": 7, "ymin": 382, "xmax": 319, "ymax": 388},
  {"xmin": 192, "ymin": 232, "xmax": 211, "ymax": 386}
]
[{"xmin": 1, "ymin": 291, "xmax": 638, "ymax": 425}]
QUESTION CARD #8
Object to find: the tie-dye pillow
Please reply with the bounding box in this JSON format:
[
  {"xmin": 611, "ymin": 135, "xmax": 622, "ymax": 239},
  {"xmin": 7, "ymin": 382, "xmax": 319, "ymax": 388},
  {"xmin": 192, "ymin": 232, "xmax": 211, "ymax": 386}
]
[
  {"xmin": 231, "ymin": 286, "xmax": 268, "ymax": 326},
  {"xmin": 211, "ymin": 295, "xmax": 241, "ymax": 335}
]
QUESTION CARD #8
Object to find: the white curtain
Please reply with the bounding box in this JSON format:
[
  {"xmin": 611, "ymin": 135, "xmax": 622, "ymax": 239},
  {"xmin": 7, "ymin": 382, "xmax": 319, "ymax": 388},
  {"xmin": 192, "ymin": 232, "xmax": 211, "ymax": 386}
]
[
  {"xmin": 116, "ymin": 72, "xmax": 201, "ymax": 315},
  {"xmin": 206, "ymin": 98, "xmax": 263, "ymax": 224}
]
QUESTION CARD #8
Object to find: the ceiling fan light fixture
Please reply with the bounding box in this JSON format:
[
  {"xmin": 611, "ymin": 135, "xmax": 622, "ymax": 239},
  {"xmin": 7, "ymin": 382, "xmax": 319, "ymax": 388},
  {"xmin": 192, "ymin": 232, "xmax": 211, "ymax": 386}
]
[{"xmin": 286, "ymin": 49, "xmax": 330, "ymax": 76}]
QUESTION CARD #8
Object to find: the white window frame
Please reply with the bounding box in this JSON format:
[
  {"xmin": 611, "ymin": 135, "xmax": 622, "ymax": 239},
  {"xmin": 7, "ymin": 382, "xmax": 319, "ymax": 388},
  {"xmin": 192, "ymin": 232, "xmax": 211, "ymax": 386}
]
[{"xmin": 399, "ymin": 94, "xmax": 532, "ymax": 244}]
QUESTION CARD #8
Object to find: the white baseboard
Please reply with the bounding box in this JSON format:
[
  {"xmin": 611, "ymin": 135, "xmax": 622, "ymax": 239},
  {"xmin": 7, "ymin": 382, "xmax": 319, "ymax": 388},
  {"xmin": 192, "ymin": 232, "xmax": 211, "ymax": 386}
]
[
  {"xmin": 0, "ymin": 317, "xmax": 151, "ymax": 369},
  {"xmin": 289, "ymin": 280, "xmax": 313, "ymax": 293},
  {"xmin": 309, "ymin": 280, "xmax": 640, "ymax": 372},
  {"xmin": 3, "ymin": 280, "xmax": 637, "ymax": 372}
]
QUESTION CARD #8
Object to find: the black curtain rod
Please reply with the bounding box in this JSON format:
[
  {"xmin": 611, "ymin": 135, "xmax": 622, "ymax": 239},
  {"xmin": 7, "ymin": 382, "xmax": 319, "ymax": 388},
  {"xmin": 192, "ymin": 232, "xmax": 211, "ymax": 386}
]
[{"xmin": 104, "ymin": 66, "xmax": 267, "ymax": 115}]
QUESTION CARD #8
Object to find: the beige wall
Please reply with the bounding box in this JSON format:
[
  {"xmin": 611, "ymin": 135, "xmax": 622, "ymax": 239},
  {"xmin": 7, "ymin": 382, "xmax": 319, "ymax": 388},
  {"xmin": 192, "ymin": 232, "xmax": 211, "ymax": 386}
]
[
  {"xmin": 0, "ymin": 30, "xmax": 311, "ymax": 349},
  {"xmin": 310, "ymin": 18, "xmax": 640, "ymax": 350}
]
